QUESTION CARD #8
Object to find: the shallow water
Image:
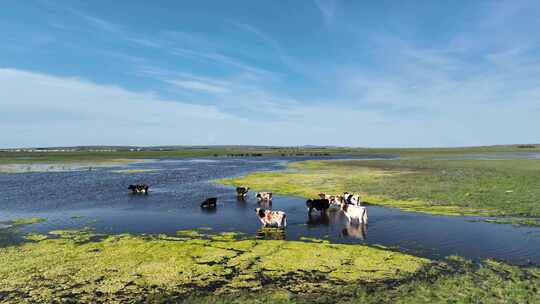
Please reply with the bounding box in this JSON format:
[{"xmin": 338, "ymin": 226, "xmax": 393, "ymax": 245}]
[{"xmin": 1, "ymin": 156, "xmax": 539, "ymax": 265}]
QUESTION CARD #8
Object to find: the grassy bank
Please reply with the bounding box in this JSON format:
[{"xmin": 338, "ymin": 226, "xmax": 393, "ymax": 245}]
[
  {"xmin": 219, "ymin": 159, "xmax": 540, "ymax": 217},
  {"xmin": 0, "ymin": 229, "xmax": 538, "ymax": 303}
]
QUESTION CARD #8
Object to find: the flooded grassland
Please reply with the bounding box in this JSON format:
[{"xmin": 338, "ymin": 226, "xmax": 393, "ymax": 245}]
[{"xmin": 1, "ymin": 153, "xmax": 540, "ymax": 302}]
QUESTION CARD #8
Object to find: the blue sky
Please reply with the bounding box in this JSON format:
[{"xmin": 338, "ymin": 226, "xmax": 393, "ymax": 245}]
[{"xmin": 1, "ymin": 0, "xmax": 539, "ymax": 148}]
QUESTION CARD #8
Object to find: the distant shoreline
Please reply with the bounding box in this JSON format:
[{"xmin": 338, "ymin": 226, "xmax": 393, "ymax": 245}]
[{"xmin": 1, "ymin": 145, "xmax": 539, "ymax": 165}]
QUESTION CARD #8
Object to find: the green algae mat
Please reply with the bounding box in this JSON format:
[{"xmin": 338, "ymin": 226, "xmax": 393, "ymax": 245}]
[
  {"xmin": 0, "ymin": 230, "xmax": 427, "ymax": 303},
  {"xmin": 1, "ymin": 229, "xmax": 539, "ymax": 303}
]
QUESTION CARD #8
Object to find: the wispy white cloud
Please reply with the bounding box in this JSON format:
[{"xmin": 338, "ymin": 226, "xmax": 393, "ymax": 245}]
[
  {"xmin": 80, "ymin": 14, "xmax": 122, "ymax": 33},
  {"xmin": 58, "ymin": 5, "xmax": 124, "ymax": 34},
  {"xmin": 314, "ymin": 0, "xmax": 339, "ymax": 25},
  {"xmin": 170, "ymin": 47, "xmax": 277, "ymax": 80},
  {"xmin": 231, "ymin": 22, "xmax": 281, "ymax": 51},
  {"xmin": 125, "ymin": 37, "xmax": 162, "ymax": 48},
  {"xmin": 165, "ymin": 79, "xmax": 230, "ymax": 94}
]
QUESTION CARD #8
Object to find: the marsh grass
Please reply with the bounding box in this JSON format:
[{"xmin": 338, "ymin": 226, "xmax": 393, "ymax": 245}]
[{"xmin": 219, "ymin": 159, "xmax": 540, "ymax": 217}]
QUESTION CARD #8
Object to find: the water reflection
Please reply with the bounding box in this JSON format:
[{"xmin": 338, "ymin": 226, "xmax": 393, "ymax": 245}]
[
  {"xmin": 257, "ymin": 200, "xmax": 272, "ymax": 210},
  {"xmin": 235, "ymin": 198, "xmax": 248, "ymax": 209},
  {"xmin": 307, "ymin": 213, "xmax": 329, "ymax": 226},
  {"xmin": 342, "ymin": 223, "xmax": 368, "ymax": 240},
  {"xmin": 256, "ymin": 228, "xmax": 286, "ymax": 240},
  {"xmin": 200, "ymin": 207, "xmax": 217, "ymax": 214}
]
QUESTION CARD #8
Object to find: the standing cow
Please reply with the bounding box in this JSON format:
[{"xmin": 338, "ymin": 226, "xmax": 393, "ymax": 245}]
[
  {"xmin": 236, "ymin": 186, "xmax": 250, "ymax": 199},
  {"xmin": 341, "ymin": 202, "xmax": 368, "ymax": 224},
  {"xmin": 255, "ymin": 208, "xmax": 287, "ymax": 228},
  {"xmin": 128, "ymin": 184, "xmax": 149, "ymax": 194},
  {"xmin": 306, "ymin": 198, "xmax": 330, "ymax": 215},
  {"xmin": 256, "ymin": 192, "xmax": 272, "ymax": 202},
  {"xmin": 200, "ymin": 197, "xmax": 217, "ymax": 209}
]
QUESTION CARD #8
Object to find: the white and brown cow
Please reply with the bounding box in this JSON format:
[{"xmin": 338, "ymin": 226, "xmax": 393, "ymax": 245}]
[
  {"xmin": 256, "ymin": 192, "xmax": 272, "ymax": 202},
  {"xmin": 236, "ymin": 186, "xmax": 250, "ymax": 199},
  {"xmin": 255, "ymin": 208, "xmax": 287, "ymax": 228},
  {"xmin": 341, "ymin": 201, "xmax": 368, "ymax": 224}
]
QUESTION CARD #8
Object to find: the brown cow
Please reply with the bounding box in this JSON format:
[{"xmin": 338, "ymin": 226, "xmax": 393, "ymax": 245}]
[{"xmin": 255, "ymin": 208, "xmax": 287, "ymax": 228}]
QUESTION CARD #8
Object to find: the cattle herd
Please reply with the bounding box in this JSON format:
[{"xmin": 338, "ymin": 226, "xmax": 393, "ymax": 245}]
[
  {"xmin": 127, "ymin": 184, "xmax": 368, "ymax": 230},
  {"xmin": 249, "ymin": 188, "xmax": 368, "ymax": 228}
]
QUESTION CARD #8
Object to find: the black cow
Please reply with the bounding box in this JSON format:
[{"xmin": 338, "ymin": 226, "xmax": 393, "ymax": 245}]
[
  {"xmin": 236, "ymin": 186, "xmax": 250, "ymax": 199},
  {"xmin": 200, "ymin": 197, "xmax": 217, "ymax": 209},
  {"xmin": 306, "ymin": 198, "xmax": 330, "ymax": 214},
  {"xmin": 128, "ymin": 184, "xmax": 149, "ymax": 194}
]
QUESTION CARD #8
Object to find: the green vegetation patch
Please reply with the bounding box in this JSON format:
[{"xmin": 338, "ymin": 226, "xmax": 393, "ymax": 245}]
[
  {"xmin": 182, "ymin": 257, "xmax": 540, "ymax": 304},
  {"xmin": 11, "ymin": 217, "xmax": 47, "ymax": 226},
  {"xmin": 23, "ymin": 233, "xmax": 49, "ymax": 241},
  {"xmin": 111, "ymin": 168, "xmax": 162, "ymax": 173},
  {"xmin": 0, "ymin": 229, "xmax": 428, "ymax": 303},
  {"xmin": 0, "ymin": 159, "xmax": 149, "ymax": 173},
  {"xmin": 483, "ymin": 218, "xmax": 540, "ymax": 227},
  {"xmin": 2, "ymin": 230, "xmax": 540, "ymax": 303},
  {"xmin": 218, "ymin": 159, "xmax": 540, "ymax": 217}
]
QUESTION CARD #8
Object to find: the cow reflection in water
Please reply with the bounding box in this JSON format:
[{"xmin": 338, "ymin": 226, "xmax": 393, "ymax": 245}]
[
  {"xmin": 257, "ymin": 199, "xmax": 272, "ymax": 210},
  {"xmin": 307, "ymin": 210, "xmax": 342, "ymax": 226},
  {"xmin": 307, "ymin": 212, "xmax": 329, "ymax": 226},
  {"xmin": 256, "ymin": 228, "xmax": 286, "ymax": 240},
  {"xmin": 342, "ymin": 223, "xmax": 368, "ymax": 240}
]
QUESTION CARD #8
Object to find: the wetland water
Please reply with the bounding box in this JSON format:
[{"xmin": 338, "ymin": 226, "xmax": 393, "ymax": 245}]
[{"xmin": 1, "ymin": 156, "xmax": 539, "ymax": 265}]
